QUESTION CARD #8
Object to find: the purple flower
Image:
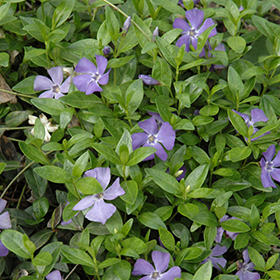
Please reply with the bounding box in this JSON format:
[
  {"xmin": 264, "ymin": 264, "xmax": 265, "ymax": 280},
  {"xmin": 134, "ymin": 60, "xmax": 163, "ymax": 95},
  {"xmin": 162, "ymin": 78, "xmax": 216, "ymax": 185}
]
[
  {"xmin": 232, "ymin": 109, "xmax": 269, "ymax": 141},
  {"xmin": 72, "ymin": 167, "xmax": 125, "ymax": 224},
  {"xmin": 260, "ymin": 145, "xmax": 280, "ymax": 188},
  {"xmin": 139, "ymin": 75, "xmax": 161, "ymax": 86},
  {"xmin": 131, "ymin": 117, "xmax": 175, "ymax": 161},
  {"xmin": 103, "ymin": 46, "xmax": 111, "ymax": 56},
  {"xmin": 201, "ymin": 245, "xmax": 227, "ymax": 271},
  {"xmin": 173, "ymin": 9, "xmax": 217, "ymax": 52},
  {"xmin": 122, "ymin": 16, "xmax": 131, "ymax": 34},
  {"xmin": 34, "ymin": 66, "xmax": 71, "ymax": 99},
  {"xmin": 0, "ymin": 198, "xmax": 12, "ymax": 257},
  {"xmin": 46, "ymin": 270, "xmax": 62, "ymax": 280},
  {"xmin": 236, "ymin": 249, "xmax": 261, "ymax": 280},
  {"xmin": 153, "ymin": 27, "xmax": 159, "ymax": 42},
  {"xmin": 132, "ymin": 251, "xmax": 181, "ymax": 280},
  {"xmin": 73, "ymin": 55, "xmax": 111, "ymax": 95}
]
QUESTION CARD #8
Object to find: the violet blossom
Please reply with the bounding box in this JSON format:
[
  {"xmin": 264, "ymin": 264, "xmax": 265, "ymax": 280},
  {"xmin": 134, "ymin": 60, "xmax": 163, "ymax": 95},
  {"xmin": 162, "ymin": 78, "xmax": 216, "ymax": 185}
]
[
  {"xmin": 131, "ymin": 117, "xmax": 175, "ymax": 161},
  {"xmin": 73, "ymin": 55, "xmax": 111, "ymax": 95},
  {"xmin": 46, "ymin": 270, "xmax": 63, "ymax": 280},
  {"xmin": 236, "ymin": 249, "xmax": 261, "ymax": 280},
  {"xmin": 201, "ymin": 245, "xmax": 227, "ymax": 271},
  {"xmin": 260, "ymin": 145, "xmax": 280, "ymax": 188},
  {"xmin": 132, "ymin": 251, "xmax": 181, "ymax": 280},
  {"xmin": 72, "ymin": 167, "xmax": 125, "ymax": 224},
  {"xmin": 232, "ymin": 108, "xmax": 269, "ymax": 141},
  {"xmin": 139, "ymin": 75, "xmax": 161, "ymax": 86},
  {"xmin": 0, "ymin": 198, "xmax": 12, "ymax": 257},
  {"xmin": 173, "ymin": 8, "xmax": 217, "ymax": 52},
  {"xmin": 34, "ymin": 66, "xmax": 71, "ymax": 99}
]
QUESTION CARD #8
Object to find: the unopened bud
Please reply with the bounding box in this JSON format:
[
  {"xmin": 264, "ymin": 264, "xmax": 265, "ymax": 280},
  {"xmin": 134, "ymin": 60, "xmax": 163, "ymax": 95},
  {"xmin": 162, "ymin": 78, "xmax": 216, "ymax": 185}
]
[
  {"xmin": 152, "ymin": 27, "xmax": 159, "ymax": 42},
  {"xmin": 122, "ymin": 16, "xmax": 131, "ymax": 34},
  {"xmin": 103, "ymin": 46, "xmax": 111, "ymax": 56},
  {"xmin": 185, "ymin": 185, "xmax": 191, "ymax": 193},
  {"xmin": 139, "ymin": 74, "xmax": 161, "ymax": 86},
  {"xmin": 174, "ymin": 170, "xmax": 184, "ymax": 178}
]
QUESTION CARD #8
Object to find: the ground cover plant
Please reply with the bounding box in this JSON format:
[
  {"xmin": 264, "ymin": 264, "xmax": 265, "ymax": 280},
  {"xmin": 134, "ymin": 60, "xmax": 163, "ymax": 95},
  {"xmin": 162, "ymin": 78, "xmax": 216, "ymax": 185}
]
[{"xmin": 1, "ymin": 0, "xmax": 280, "ymax": 279}]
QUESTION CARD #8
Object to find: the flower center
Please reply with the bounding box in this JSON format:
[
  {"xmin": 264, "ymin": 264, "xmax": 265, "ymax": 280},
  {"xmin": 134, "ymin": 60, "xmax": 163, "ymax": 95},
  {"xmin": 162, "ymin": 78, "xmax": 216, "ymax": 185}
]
[
  {"xmin": 92, "ymin": 72, "xmax": 101, "ymax": 82},
  {"xmin": 52, "ymin": 84, "xmax": 60, "ymax": 93},
  {"xmin": 148, "ymin": 135, "xmax": 156, "ymax": 144},
  {"xmin": 245, "ymin": 119, "xmax": 254, "ymax": 128},
  {"xmin": 151, "ymin": 271, "xmax": 160, "ymax": 279},
  {"xmin": 95, "ymin": 193, "xmax": 104, "ymax": 199},
  {"xmin": 188, "ymin": 28, "xmax": 198, "ymax": 38},
  {"xmin": 265, "ymin": 161, "xmax": 274, "ymax": 172}
]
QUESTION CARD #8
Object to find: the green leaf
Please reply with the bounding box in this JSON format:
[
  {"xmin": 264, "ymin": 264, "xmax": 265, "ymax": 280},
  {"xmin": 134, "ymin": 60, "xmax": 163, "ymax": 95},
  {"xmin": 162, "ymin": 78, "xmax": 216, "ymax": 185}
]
[
  {"xmin": 125, "ymin": 79, "xmax": 144, "ymax": 116},
  {"xmin": 188, "ymin": 188, "xmax": 215, "ymax": 198},
  {"xmin": 12, "ymin": 76, "xmax": 36, "ymax": 94},
  {"xmin": 228, "ymin": 109, "xmax": 248, "ymax": 137},
  {"xmin": 72, "ymin": 151, "xmax": 89, "ymax": 178},
  {"xmin": 227, "ymin": 36, "xmax": 246, "ymax": 53},
  {"xmin": 76, "ymin": 177, "xmax": 103, "ymax": 195},
  {"xmin": 145, "ymin": 168, "xmax": 181, "ymax": 194},
  {"xmin": 113, "ymin": 260, "xmax": 131, "ymax": 280},
  {"xmin": 159, "ymin": 227, "xmax": 175, "ymax": 251},
  {"xmin": 105, "ymin": 6, "xmax": 120, "ymax": 40},
  {"xmin": 99, "ymin": 258, "xmax": 121, "ymax": 269},
  {"xmin": 32, "ymin": 251, "xmax": 52, "ymax": 267},
  {"xmin": 122, "ymin": 237, "xmax": 147, "ymax": 254},
  {"xmin": 60, "ymin": 91, "xmax": 102, "ymax": 108},
  {"xmin": 178, "ymin": 203, "xmax": 199, "ymax": 219},
  {"xmin": 31, "ymin": 98, "xmax": 65, "ymax": 115},
  {"xmin": 127, "ymin": 147, "xmax": 156, "ymax": 166},
  {"xmin": 267, "ymin": 270, "xmax": 280, "ymax": 279},
  {"xmin": 185, "ymin": 164, "xmax": 209, "ymax": 191},
  {"xmin": 248, "ymin": 247, "xmax": 265, "ymax": 270},
  {"xmin": 155, "ymin": 36, "xmax": 176, "ymax": 68},
  {"xmin": 221, "ymin": 220, "xmax": 251, "ymax": 233},
  {"xmin": 229, "ymin": 146, "xmax": 251, "ymax": 162},
  {"xmin": 175, "ymin": 247, "xmax": 203, "ymax": 266},
  {"xmin": 227, "ymin": 67, "xmax": 244, "ymax": 104},
  {"xmin": 33, "ymin": 197, "xmax": 49, "ymax": 220},
  {"xmin": 0, "ymin": 230, "xmax": 31, "ymax": 259},
  {"xmin": 120, "ymin": 180, "xmax": 138, "ymax": 204},
  {"xmin": 34, "ymin": 166, "xmax": 72, "ymax": 183},
  {"xmin": 91, "ymin": 143, "xmax": 121, "ymax": 165},
  {"xmin": 22, "ymin": 18, "xmax": 50, "ymax": 42},
  {"xmin": 138, "ymin": 212, "xmax": 166, "ymax": 230},
  {"xmin": 52, "ymin": 0, "xmax": 75, "ymax": 28},
  {"xmin": 108, "ymin": 55, "xmax": 135, "ymax": 68},
  {"xmin": 0, "ymin": 2, "xmax": 10, "ymax": 22},
  {"xmin": 199, "ymin": 105, "xmax": 219, "ymax": 117},
  {"xmin": 19, "ymin": 142, "xmax": 50, "ymax": 165},
  {"xmin": 193, "ymin": 261, "xmax": 212, "ymax": 280},
  {"xmin": 0, "ymin": 52, "xmax": 9, "ymax": 67},
  {"xmin": 266, "ymin": 253, "xmax": 279, "ymax": 270},
  {"xmin": 61, "ymin": 245, "xmax": 95, "ymax": 266}
]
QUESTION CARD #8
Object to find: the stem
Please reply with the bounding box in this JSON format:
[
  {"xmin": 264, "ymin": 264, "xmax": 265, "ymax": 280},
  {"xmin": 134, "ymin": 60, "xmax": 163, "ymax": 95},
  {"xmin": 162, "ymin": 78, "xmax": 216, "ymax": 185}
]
[
  {"xmin": 0, "ymin": 161, "xmax": 35, "ymax": 199},
  {"xmin": 0, "ymin": 88, "xmax": 36, "ymax": 99},
  {"xmin": 65, "ymin": 264, "xmax": 78, "ymax": 280},
  {"xmin": 0, "ymin": 126, "xmax": 33, "ymax": 131},
  {"xmin": 16, "ymin": 184, "xmax": 26, "ymax": 209},
  {"xmin": 102, "ymin": 0, "xmax": 152, "ymax": 42}
]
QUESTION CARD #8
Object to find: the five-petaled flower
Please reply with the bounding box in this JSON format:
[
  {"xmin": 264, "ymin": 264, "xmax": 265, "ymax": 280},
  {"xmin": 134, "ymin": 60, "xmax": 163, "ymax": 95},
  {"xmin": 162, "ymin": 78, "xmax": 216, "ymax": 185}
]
[
  {"xmin": 173, "ymin": 8, "xmax": 217, "ymax": 52},
  {"xmin": 0, "ymin": 198, "xmax": 12, "ymax": 257},
  {"xmin": 201, "ymin": 245, "xmax": 227, "ymax": 271},
  {"xmin": 232, "ymin": 108, "xmax": 269, "ymax": 141},
  {"xmin": 73, "ymin": 167, "xmax": 125, "ymax": 224},
  {"xmin": 73, "ymin": 55, "xmax": 111, "ymax": 95},
  {"xmin": 28, "ymin": 114, "xmax": 59, "ymax": 142},
  {"xmin": 34, "ymin": 66, "xmax": 71, "ymax": 99},
  {"xmin": 131, "ymin": 117, "xmax": 175, "ymax": 161},
  {"xmin": 260, "ymin": 144, "xmax": 280, "ymax": 188},
  {"xmin": 132, "ymin": 251, "xmax": 181, "ymax": 280},
  {"xmin": 235, "ymin": 249, "xmax": 260, "ymax": 280}
]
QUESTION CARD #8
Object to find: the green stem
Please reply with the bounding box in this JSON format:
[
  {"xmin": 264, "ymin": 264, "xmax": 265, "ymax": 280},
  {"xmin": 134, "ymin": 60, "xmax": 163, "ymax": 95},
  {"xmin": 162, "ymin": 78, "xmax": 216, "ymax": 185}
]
[
  {"xmin": 16, "ymin": 184, "xmax": 26, "ymax": 209},
  {"xmin": 0, "ymin": 88, "xmax": 36, "ymax": 99},
  {"xmin": 166, "ymin": 209, "xmax": 178, "ymax": 225},
  {"xmin": 65, "ymin": 264, "xmax": 78, "ymax": 280},
  {"xmin": 0, "ymin": 126, "xmax": 33, "ymax": 131}
]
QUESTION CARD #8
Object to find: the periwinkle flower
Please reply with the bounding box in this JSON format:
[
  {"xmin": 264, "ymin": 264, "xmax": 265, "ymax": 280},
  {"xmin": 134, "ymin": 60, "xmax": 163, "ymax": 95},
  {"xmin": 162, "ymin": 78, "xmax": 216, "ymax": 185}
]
[
  {"xmin": 173, "ymin": 9, "xmax": 217, "ymax": 52},
  {"xmin": 131, "ymin": 117, "xmax": 175, "ymax": 161},
  {"xmin": 28, "ymin": 114, "xmax": 59, "ymax": 142},
  {"xmin": 0, "ymin": 198, "xmax": 12, "ymax": 257},
  {"xmin": 46, "ymin": 270, "xmax": 62, "ymax": 280},
  {"xmin": 34, "ymin": 66, "xmax": 71, "ymax": 99},
  {"xmin": 73, "ymin": 167, "xmax": 125, "ymax": 224},
  {"xmin": 132, "ymin": 251, "xmax": 181, "ymax": 280},
  {"xmin": 201, "ymin": 245, "xmax": 227, "ymax": 271},
  {"xmin": 73, "ymin": 55, "xmax": 111, "ymax": 95},
  {"xmin": 260, "ymin": 145, "xmax": 280, "ymax": 188},
  {"xmin": 122, "ymin": 16, "xmax": 131, "ymax": 34},
  {"xmin": 232, "ymin": 108, "xmax": 269, "ymax": 141},
  {"xmin": 236, "ymin": 249, "xmax": 260, "ymax": 280},
  {"xmin": 139, "ymin": 75, "xmax": 161, "ymax": 86}
]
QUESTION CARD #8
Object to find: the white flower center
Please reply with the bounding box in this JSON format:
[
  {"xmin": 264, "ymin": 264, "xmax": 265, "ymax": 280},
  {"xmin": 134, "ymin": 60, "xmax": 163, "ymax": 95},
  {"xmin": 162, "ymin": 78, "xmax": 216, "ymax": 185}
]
[
  {"xmin": 92, "ymin": 72, "xmax": 101, "ymax": 82},
  {"xmin": 187, "ymin": 28, "xmax": 198, "ymax": 38},
  {"xmin": 265, "ymin": 161, "xmax": 274, "ymax": 172},
  {"xmin": 151, "ymin": 271, "xmax": 160, "ymax": 279},
  {"xmin": 245, "ymin": 119, "xmax": 254, "ymax": 128},
  {"xmin": 52, "ymin": 84, "xmax": 61, "ymax": 94},
  {"xmin": 148, "ymin": 134, "xmax": 157, "ymax": 145},
  {"xmin": 95, "ymin": 193, "xmax": 104, "ymax": 199}
]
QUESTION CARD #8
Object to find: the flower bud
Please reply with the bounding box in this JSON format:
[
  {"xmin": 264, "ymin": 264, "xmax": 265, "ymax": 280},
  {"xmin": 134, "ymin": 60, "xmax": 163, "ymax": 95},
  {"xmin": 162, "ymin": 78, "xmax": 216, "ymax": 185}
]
[
  {"xmin": 139, "ymin": 75, "xmax": 161, "ymax": 86},
  {"xmin": 122, "ymin": 16, "xmax": 131, "ymax": 34},
  {"xmin": 152, "ymin": 27, "xmax": 159, "ymax": 42},
  {"xmin": 103, "ymin": 46, "xmax": 111, "ymax": 56}
]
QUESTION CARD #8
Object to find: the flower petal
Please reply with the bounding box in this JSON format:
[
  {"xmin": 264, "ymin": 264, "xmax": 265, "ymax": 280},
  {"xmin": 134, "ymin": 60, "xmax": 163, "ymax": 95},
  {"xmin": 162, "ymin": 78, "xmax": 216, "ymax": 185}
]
[
  {"xmin": 73, "ymin": 74, "xmax": 92, "ymax": 92},
  {"xmin": 60, "ymin": 76, "xmax": 71, "ymax": 93},
  {"xmin": 48, "ymin": 66, "xmax": 63, "ymax": 85},
  {"xmin": 84, "ymin": 167, "xmax": 111, "ymax": 190},
  {"xmin": 75, "ymin": 57, "xmax": 97, "ymax": 73},
  {"xmin": 215, "ymin": 227, "xmax": 224, "ymax": 243},
  {"xmin": 153, "ymin": 142, "xmax": 168, "ymax": 161},
  {"xmin": 0, "ymin": 239, "xmax": 9, "ymax": 257},
  {"xmin": 38, "ymin": 90, "xmax": 54, "ymax": 99},
  {"xmin": 185, "ymin": 9, "xmax": 204, "ymax": 30},
  {"xmin": 197, "ymin": 18, "xmax": 217, "ymax": 37},
  {"xmin": 131, "ymin": 132, "xmax": 148, "ymax": 150},
  {"xmin": 242, "ymin": 249, "xmax": 250, "ymax": 264},
  {"xmin": 211, "ymin": 245, "xmax": 227, "ymax": 256},
  {"xmin": 250, "ymin": 109, "xmax": 268, "ymax": 124},
  {"xmin": 132, "ymin": 259, "xmax": 154, "ymax": 276},
  {"xmin": 152, "ymin": 251, "xmax": 170, "ymax": 273},
  {"xmin": 211, "ymin": 256, "xmax": 227, "ymax": 270},
  {"xmin": 96, "ymin": 55, "xmax": 108, "ymax": 75},
  {"xmin": 261, "ymin": 164, "xmax": 276, "ymax": 188},
  {"xmin": 273, "ymin": 150, "xmax": 280, "ymax": 167},
  {"xmin": 236, "ymin": 270, "xmax": 260, "ymax": 280},
  {"xmin": 139, "ymin": 117, "xmax": 158, "ymax": 135},
  {"xmin": 173, "ymin": 18, "xmax": 191, "ymax": 33},
  {"xmin": 156, "ymin": 122, "xmax": 175, "ymax": 150},
  {"xmin": 34, "ymin": 76, "xmax": 53, "ymax": 91},
  {"xmin": 0, "ymin": 199, "xmax": 7, "ymax": 213},
  {"xmin": 270, "ymin": 169, "xmax": 280, "ymax": 184},
  {"xmin": 263, "ymin": 145, "xmax": 275, "ymax": 162},
  {"xmin": 46, "ymin": 270, "xmax": 62, "ymax": 280},
  {"xmin": 160, "ymin": 266, "xmax": 181, "ymax": 280},
  {"xmin": 86, "ymin": 81, "xmax": 103, "ymax": 95},
  {"xmin": 99, "ymin": 70, "xmax": 111, "ymax": 85},
  {"xmin": 103, "ymin": 178, "xmax": 125, "ymax": 200},
  {"xmin": 0, "ymin": 212, "xmax": 11, "ymax": 229},
  {"xmin": 73, "ymin": 195, "xmax": 95, "ymax": 211},
  {"xmin": 85, "ymin": 199, "xmax": 116, "ymax": 224},
  {"xmin": 54, "ymin": 92, "xmax": 65, "ymax": 99},
  {"xmin": 176, "ymin": 34, "xmax": 191, "ymax": 52},
  {"xmin": 232, "ymin": 109, "xmax": 250, "ymax": 123}
]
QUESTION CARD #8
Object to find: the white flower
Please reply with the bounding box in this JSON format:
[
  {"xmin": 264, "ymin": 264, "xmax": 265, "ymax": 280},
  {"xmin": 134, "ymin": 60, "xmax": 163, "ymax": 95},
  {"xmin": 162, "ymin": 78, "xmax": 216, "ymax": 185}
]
[{"xmin": 28, "ymin": 114, "xmax": 59, "ymax": 142}]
